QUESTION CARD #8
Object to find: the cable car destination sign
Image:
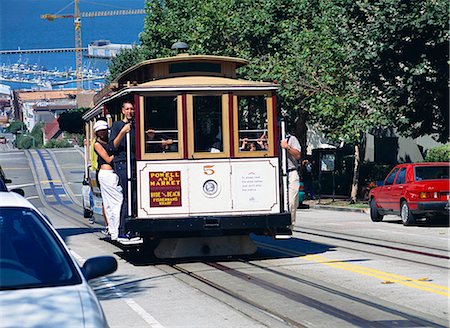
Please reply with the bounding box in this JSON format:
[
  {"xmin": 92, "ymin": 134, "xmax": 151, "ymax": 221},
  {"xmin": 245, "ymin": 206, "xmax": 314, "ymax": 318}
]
[{"xmin": 149, "ymin": 171, "xmax": 182, "ymax": 207}]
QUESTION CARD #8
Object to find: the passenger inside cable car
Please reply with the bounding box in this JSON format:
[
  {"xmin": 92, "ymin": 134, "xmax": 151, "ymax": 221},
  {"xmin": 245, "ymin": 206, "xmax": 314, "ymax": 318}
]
[
  {"xmin": 144, "ymin": 96, "xmax": 178, "ymax": 153},
  {"xmin": 238, "ymin": 95, "xmax": 269, "ymax": 152}
]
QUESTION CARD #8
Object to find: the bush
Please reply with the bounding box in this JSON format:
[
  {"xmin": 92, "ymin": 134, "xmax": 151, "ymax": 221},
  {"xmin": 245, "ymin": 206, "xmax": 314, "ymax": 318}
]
[
  {"xmin": 16, "ymin": 135, "xmax": 37, "ymax": 149},
  {"xmin": 45, "ymin": 139, "xmax": 72, "ymax": 148},
  {"xmin": 424, "ymin": 144, "xmax": 450, "ymax": 162}
]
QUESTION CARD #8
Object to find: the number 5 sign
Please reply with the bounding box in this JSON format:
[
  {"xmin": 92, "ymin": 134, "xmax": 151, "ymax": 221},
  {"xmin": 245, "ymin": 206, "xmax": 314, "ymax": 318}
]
[{"xmin": 203, "ymin": 165, "xmax": 215, "ymax": 175}]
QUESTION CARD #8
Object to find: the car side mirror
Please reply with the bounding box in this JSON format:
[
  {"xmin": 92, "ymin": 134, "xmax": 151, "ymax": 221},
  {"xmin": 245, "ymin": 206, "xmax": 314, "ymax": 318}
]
[
  {"xmin": 82, "ymin": 256, "xmax": 117, "ymax": 281},
  {"xmin": 4, "ymin": 178, "xmax": 12, "ymax": 184},
  {"xmin": 11, "ymin": 188, "xmax": 25, "ymax": 196}
]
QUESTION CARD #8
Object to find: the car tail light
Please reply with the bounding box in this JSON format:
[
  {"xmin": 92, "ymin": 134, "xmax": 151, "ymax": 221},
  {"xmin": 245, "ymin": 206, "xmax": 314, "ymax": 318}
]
[{"xmin": 419, "ymin": 192, "xmax": 439, "ymax": 199}]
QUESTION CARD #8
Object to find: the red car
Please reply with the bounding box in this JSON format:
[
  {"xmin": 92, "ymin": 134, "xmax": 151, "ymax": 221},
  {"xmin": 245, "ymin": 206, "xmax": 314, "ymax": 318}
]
[{"xmin": 369, "ymin": 162, "xmax": 450, "ymax": 225}]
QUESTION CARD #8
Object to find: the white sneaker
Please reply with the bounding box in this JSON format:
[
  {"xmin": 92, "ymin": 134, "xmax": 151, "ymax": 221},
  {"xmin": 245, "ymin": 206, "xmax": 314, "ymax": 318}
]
[{"xmin": 117, "ymin": 236, "xmax": 143, "ymax": 244}]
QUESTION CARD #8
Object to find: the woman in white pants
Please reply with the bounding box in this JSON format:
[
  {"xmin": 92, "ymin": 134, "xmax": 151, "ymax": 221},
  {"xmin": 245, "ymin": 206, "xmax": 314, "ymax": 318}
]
[{"xmin": 93, "ymin": 120, "xmax": 123, "ymax": 240}]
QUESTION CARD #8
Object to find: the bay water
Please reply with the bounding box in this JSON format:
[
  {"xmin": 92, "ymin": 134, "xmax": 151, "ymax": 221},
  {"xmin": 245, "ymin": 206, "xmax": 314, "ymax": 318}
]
[{"xmin": 0, "ymin": 0, "xmax": 145, "ymax": 90}]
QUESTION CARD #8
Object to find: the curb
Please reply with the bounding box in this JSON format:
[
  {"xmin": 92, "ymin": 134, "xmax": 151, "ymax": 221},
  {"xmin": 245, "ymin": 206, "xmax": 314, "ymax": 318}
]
[{"xmin": 302, "ymin": 204, "xmax": 369, "ymax": 214}]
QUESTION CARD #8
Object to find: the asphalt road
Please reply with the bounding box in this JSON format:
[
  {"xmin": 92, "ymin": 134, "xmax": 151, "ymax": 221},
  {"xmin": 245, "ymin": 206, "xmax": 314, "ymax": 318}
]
[{"xmin": 1, "ymin": 148, "xmax": 448, "ymax": 328}]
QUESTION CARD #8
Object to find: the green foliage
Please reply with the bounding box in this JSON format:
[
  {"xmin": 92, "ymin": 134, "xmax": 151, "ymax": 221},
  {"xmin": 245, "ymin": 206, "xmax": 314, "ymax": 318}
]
[
  {"xmin": 359, "ymin": 162, "xmax": 391, "ymax": 184},
  {"xmin": 45, "ymin": 138, "xmax": 72, "ymax": 148},
  {"xmin": 16, "ymin": 123, "xmax": 43, "ymax": 149},
  {"xmin": 5, "ymin": 121, "xmax": 26, "ymax": 134},
  {"xmin": 76, "ymin": 133, "xmax": 84, "ymax": 146},
  {"xmin": 30, "ymin": 123, "xmax": 43, "ymax": 148},
  {"xmin": 108, "ymin": 0, "xmax": 448, "ymax": 197},
  {"xmin": 16, "ymin": 135, "xmax": 34, "ymax": 149},
  {"xmin": 341, "ymin": 0, "xmax": 449, "ymax": 143},
  {"xmin": 107, "ymin": 46, "xmax": 145, "ymax": 83},
  {"xmin": 424, "ymin": 144, "xmax": 450, "ymax": 162},
  {"xmin": 58, "ymin": 108, "xmax": 88, "ymax": 134}
]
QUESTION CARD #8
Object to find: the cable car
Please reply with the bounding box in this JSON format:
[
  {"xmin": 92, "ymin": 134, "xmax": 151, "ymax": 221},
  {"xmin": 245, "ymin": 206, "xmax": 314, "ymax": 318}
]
[{"xmin": 82, "ymin": 49, "xmax": 291, "ymax": 258}]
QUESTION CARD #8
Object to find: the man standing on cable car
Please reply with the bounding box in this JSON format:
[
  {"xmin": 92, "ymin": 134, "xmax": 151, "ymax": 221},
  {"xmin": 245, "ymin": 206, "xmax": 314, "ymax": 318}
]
[
  {"xmin": 280, "ymin": 134, "xmax": 301, "ymax": 227},
  {"xmin": 110, "ymin": 100, "xmax": 138, "ymax": 241}
]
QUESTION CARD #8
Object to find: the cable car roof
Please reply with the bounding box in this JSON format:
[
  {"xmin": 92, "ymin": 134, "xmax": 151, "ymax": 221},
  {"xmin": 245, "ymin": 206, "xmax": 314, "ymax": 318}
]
[
  {"xmin": 83, "ymin": 75, "xmax": 277, "ymax": 121},
  {"xmin": 113, "ymin": 54, "xmax": 249, "ymax": 84},
  {"xmin": 136, "ymin": 76, "xmax": 276, "ymax": 89}
]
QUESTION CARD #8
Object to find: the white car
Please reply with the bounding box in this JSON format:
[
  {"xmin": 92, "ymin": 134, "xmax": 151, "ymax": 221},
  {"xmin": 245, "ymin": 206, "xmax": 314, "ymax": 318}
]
[{"xmin": 0, "ymin": 192, "xmax": 117, "ymax": 328}]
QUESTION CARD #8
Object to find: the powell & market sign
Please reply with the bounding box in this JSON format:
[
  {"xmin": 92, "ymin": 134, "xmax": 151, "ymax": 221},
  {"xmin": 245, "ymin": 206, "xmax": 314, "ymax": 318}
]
[{"xmin": 149, "ymin": 171, "xmax": 182, "ymax": 207}]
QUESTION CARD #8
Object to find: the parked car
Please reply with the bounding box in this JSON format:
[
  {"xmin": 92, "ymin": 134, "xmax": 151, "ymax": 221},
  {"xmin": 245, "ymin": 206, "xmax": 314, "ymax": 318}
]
[
  {"xmin": 0, "ymin": 165, "xmax": 11, "ymax": 184},
  {"xmin": 0, "ymin": 176, "xmax": 7, "ymax": 192},
  {"xmin": 0, "ymin": 136, "xmax": 6, "ymax": 144},
  {"xmin": 369, "ymin": 162, "xmax": 449, "ymax": 225},
  {"xmin": 0, "ymin": 165, "xmax": 24, "ymax": 196},
  {"xmin": 0, "ymin": 192, "xmax": 117, "ymax": 327}
]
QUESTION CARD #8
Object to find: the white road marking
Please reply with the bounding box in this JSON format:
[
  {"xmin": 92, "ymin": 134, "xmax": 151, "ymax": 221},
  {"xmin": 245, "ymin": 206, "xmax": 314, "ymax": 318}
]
[
  {"xmin": 9, "ymin": 183, "xmax": 35, "ymax": 188},
  {"xmin": 70, "ymin": 250, "xmax": 165, "ymax": 328}
]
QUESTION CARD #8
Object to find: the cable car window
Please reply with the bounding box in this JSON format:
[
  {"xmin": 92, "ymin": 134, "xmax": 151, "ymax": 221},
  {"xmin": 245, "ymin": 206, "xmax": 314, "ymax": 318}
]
[
  {"xmin": 237, "ymin": 96, "xmax": 268, "ymax": 152},
  {"xmin": 193, "ymin": 96, "xmax": 223, "ymax": 153},
  {"xmin": 169, "ymin": 62, "xmax": 221, "ymax": 74},
  {"xmin": 144, "ymin": 96, "xmax": 178, "ymax": 153}
]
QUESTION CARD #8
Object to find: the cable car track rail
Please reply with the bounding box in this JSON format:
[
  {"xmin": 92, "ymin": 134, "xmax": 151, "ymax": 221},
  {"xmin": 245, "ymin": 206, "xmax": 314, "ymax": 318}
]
[
  {"xmin": 25, "ymin": 149, "xmax": 96, "ymax": 229},
  {"xmin": 297, "ymin": 227, "xmax": 449, "ymax": 256},
  {"xmin": 163, "ymin": 260, "xmax": 446, "ymax": 328}
]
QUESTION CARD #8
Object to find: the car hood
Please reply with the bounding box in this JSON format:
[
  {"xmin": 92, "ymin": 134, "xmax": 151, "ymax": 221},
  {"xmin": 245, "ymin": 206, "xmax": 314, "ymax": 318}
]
[{"xmin": 0, "ymin": 283, "xmax": 107, "ymax": 328}]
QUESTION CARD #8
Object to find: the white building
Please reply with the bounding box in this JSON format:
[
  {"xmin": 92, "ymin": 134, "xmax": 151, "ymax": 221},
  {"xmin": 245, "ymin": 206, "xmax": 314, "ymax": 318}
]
[{"xmin": 86, "ymin": 40, "xmax": 133, "ymax": 59}]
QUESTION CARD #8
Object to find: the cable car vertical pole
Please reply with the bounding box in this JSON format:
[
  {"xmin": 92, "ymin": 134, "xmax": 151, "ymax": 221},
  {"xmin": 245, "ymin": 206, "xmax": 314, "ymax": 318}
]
[
  {"xmin": 280, "ymin": 119, "xmax": 288, "ymax": 212},
  {"xmin": 126, "ymin": 131, "xmax": 132, "ymax": 217},
  {"xmin": 84, "ymin": 123, "xmax": 89, "ymax": 179}
]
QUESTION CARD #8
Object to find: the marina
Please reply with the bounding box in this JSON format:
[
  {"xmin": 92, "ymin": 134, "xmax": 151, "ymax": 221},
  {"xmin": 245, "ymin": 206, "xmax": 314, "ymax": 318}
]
[{"xmin": 0, "ymin": 61, "xmax": 106, "ymax": 89}]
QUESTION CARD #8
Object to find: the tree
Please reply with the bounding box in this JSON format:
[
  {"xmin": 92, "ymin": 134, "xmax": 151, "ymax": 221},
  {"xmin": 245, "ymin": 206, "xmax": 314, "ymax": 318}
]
[
  {"xmin": 58, "ymin": 109, "xmax": 88, "ymax": 134},
  {"xmin": 342, "ymin": 0, "xmax": 449, "ymax": 143},
  {"xmin": 110, "ymin": 0, "xmax": 447, "ymax": 200},
  {"xmin": 107, "ymin": 47, "xmax": 144, "ymax": 83},
  {"xmin": 5, "ymin": 121, "xmax": 26, "ymax": 134}
]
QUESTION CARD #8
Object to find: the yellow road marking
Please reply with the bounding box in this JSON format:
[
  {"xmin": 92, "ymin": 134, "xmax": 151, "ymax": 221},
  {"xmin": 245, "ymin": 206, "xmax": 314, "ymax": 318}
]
[
  {"xmin": 256, "ymin": 242, "xmax": 450, "ymax": 297},
  {"xmin": 39, "ymin": 180, "xmax": 61, "ymax": 183}
]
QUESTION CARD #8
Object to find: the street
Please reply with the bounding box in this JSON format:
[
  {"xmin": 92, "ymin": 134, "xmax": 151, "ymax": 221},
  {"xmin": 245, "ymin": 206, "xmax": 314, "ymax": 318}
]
[{"xmin": 1, "ymin": 148, "xmax": 448, "ymax": 328}]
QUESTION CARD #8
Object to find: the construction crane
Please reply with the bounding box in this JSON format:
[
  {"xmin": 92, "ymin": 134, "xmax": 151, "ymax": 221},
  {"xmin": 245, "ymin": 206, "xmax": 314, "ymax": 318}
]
[{"xmin": 41, "ymin": 0, "xmax": 145, "ymax": 91}]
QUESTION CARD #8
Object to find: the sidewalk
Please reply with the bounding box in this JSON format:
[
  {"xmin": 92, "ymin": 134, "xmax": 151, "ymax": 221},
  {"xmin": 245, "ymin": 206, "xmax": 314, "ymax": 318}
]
[{"xmin": 300, "ymin": 198, "xmax": 369, "ymax": 214}]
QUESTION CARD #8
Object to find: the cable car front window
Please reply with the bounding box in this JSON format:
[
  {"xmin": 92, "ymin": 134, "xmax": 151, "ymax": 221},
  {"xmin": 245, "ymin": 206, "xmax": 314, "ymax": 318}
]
[
  {"xmin": 193, "ymin": 96, "xmax": 223, "ymax": 153},
  {"xmin": 144, "ymin": 96, "xmax": 179, "ymax": 153},
  {"xmin": 238, "ymin": 95, "xmax": 268, "ymax": 152}
]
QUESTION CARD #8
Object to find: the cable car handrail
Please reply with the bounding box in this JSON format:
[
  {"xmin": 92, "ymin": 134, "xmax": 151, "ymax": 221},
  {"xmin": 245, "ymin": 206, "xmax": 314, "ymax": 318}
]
[
  {"xmin": 238, "ymin": 138, "xmax": 267, "ymax": 142},
  {"xmin": 146, "ymin": 129, "xmax": 178, "ymax": 134},
  {"xmin": 238, "ymin": 129, "xmax": 267, "ymax": 133},
  {"xmin": 145, "ymin": 140, "xmax": 179, "ymax": 144}
]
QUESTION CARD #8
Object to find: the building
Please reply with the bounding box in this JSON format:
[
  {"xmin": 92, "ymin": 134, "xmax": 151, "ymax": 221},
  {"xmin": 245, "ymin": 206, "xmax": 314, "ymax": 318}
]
[
  {"xmin": 86, "ymin": 40, "xmax": 133, "ymax": 59},
  {"xmin": 0, "ymin": 84, "xmax": 13, "ymax": 128},
  {"xmin": 15, "ymin": 89, "xmax": 95, "ymax": 142},
  {"xmin": 15, "ymin": 89, "xmax": 78, "ymax": 141}
]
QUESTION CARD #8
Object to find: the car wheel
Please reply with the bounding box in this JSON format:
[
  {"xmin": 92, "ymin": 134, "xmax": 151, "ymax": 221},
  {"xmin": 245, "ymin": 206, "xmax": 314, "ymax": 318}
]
[
  {"xmin": 400, "ymin": 201, "xmax": 415, "ymax": 226},
  {"xmin": 370, "ymin": 198, "xmax": 383, "ymax": 222}
]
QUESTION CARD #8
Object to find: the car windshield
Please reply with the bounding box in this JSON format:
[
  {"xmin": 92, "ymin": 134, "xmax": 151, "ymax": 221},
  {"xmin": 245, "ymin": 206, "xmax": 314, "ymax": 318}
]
[
  {"xmin": 0, "ymin": 207, "xmax": 81, "ymax": 290},
  {"xmin": 415, "ymin": 166, "xmax": 449, "ymax": 181}
]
